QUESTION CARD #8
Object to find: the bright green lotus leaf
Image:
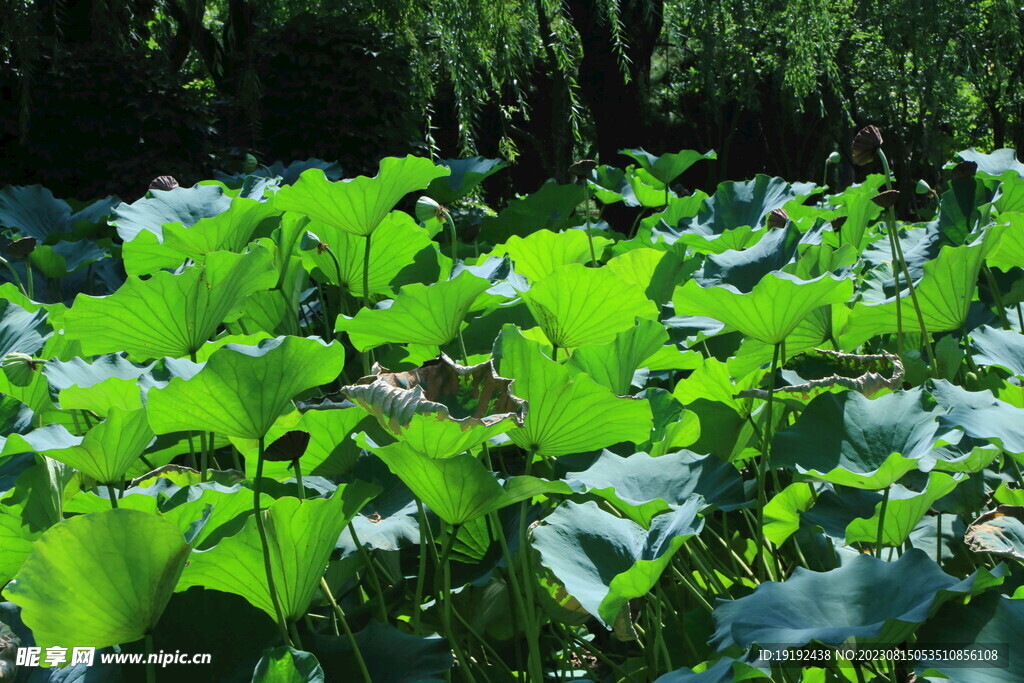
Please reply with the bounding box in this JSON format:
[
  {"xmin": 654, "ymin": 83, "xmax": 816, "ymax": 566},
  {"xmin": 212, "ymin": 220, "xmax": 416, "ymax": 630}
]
[
  {"xmin": 638, "ymin": 191, "xmax": 709, "ymax": 239},
  {"xmin": 619, "ymin": 148, "xmax": 717, "ymax": 186},
  {"xmin": 113, "ymin": 184, "xmax": 233, "ymax": 242},
  {"xmin": 604, "ymin": 247, "xmax": 664, "ymax": 293},
  {"xmin": 122, "ymin": 197, "xmax": 280, "ymax": 276},
  {"xmin": 64, "ymin": 248, "xmax": 276, "ymax": 360},
  {"xmin": 0, "ymin": 456, "xmax": 71, "ymax": 584},
  {"xmin": 253, "ymin": 646, "xmax": 325, "ymax": 683},
  {"xmin": 532, "ymin": 498, "xmax": 703, "ymax": 628},
  {"xmin": 564, "ymin": 450, "xmax": 744, "ymax": 527},
  {"xmin": 773, "ymin": 388, "xmax": 943, "ymax": 489},
  {"xmin": 626, "ymin": 166, "xmax": 673, "ymax": 207},
  {"xmin": 302, "ymin": 211, "xmax": 434, "ymax": 297},
  {"xmin": 825, "ymin": 175, "xmax": 887, "ymax": 250},
  {"xmin": 427, "ymin": 157, "xmax": 508, "ymax": 204},
  {"xmin": 846, "ymin": 472, "xmax": 961, "ymax": 547},
  {"xmin": 178, "ymin": 483, "xmax": 377, "ymax": 621},
  {"xmin": 711, "ymin": 549, "xmax": 1003, "ymax": 650},
  {"xmin": 915, "ymin": 592, "xmax": 1024, "ymax": 682},
  {"xmin": 763, "ymin": 482, "xmax": 817, "ymax": 546},
  {"xmin": 672, "ymin": 358, "xmax": 761, "ymax": 416},
  {"xmin": 26, "ymin": 239, "xmax": 107, "ymax": 280},
  {"xmin": 336, "ymin": 271, "xmax": 489, "ymax": 351},
  {"xmin": 6, "ymin": 509, "xmax": 189, "ymax": 648},
  {"xmin": 147, "ymin": 336, "xmax": 343, "ymax": 439},
  {"xmin": 0, "ymin": 185, "xmax": 117, "ymax": 243},
  {"xmin": 275, "ymin": 157, "xmax": 448, "ymax": 237},
  {"xmin": 495, "ymin": 325, "xmax": 653, "ymax": 457},
  {"xmin": 487, "ymin": 229, "xmax": 613, "ymax": 283},
  {"xmin": 479, "ymin": 181, "xmax": 586, "ymax": 242},
  {"xmin": 523, "ymin": 264, "xmax": 658, "ymax": 349},
  {"xmin": 566, "ymin": 318, "xmax": 667, "ymax": 395},
  {"xmin": 930, "ymin": 380, "xmax": 1024, "ymax": 454},
  {"xmin": 845, "ymin": 239, "xmax": 990, "ymax": 344},
  {"xmin": 964, "ymin": 505, "xmax": 1024, "ymax": 561},
  {"xmin": 31, "ymin": 407, "xmax": 153, "ymax": 483},
  {"xmin": 987, "ymin": 212, "xmax": 1024, "ymax": 271},
  {"xmin": 654, "ymin": 658, "xmax": 770, "ymax": 683},
  {"xmin": 675, "ymin": 272, "xmax": 853, "ymax": 345}
]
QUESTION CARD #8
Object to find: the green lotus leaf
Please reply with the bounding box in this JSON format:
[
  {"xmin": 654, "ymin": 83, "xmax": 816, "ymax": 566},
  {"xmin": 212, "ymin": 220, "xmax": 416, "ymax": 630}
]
[
  {"xmin": 524, "ymin": 263, "xmax": 658, "ymax": 349},
  {"xmin": 672, "ymin": 357, "xmax": 760, "ymax": 415},
  {"xmin": 479, "ymin": 180, "xmax": 586, "ymax": 242},
  {"xmin": 930, "ymin": 380, "xmax": 1024, "ymax": 454},
  {"xmin": 935, "ymin": 176, "xmax": 1001, "ymax": 246},
  {"xmin": 957, "ymin": 148, "xmax": 1024, "ymax": 178},
  {"xmin": 303, "ymin": 211, "xmax": 434, "ymax": 297},
  {"xmin": 275, "ymin": 156, "xmax": 448, "ymax": 236},
  {"xmin": 965, "ymin": 505, "xmax": 1024, "ymax": 561},
  {"xmin": 711, "ymin": 549, "xmax": 1003, "ymax": 650},
  {"xmin": 0, "ymin": 300, "xmax": 50, "ymax": 363},
  {"xmin": 427, "ymin": 156, "xmax": 508, "ymax": 204},
  {"xmin": 359, "ymin": 437, "xmax": 562, "ymax": 525},
  {"xmin": 178, "ymin": 483, "xmax": 377, "ymax": 621},
  {"xmin": 772, "ymin": 388, "xmax": 943, "ymax": 489},
  {"xmin": 638, "ymin": 191, "xmax": 708, "ymax": 240},
  {"xmin": 588, "ymin": 164, "xmax": 636, "ymax": 205},
  {"xmin": 253, "ymin": 646, "xmax": 325, "ymax": 683},
  {"xmin": 311, "ymin": 621, "xmax": 453, "ymax": 682},
  {"xmin": 619, "ymin": 148, "xmax": 717, "ymax": 186},
  {"xmin": 147, "ymin": 336, "xmax": 343, "ymax": 439},
  {"xmin": 0, "ymin": 185, "xmax": 116, "ymax": 243},
  {"xmin": 113, "ymin": 184, "xmax": 233, "ymax": 242},
  {"xmin": 495, "ymin": 325, "xmax": 653, "ymax": 457},
  {"xmin": 845, "ymin": 472, "xmax": 961, "ymax": 547},
  {"xmin": 564, "ymin": 449, "xmax": 744, "ymax": 527},
  {"xmin": 695, "ymin": 223, "xmax": 803, "ymax": 293},
  {"xmin": 336, "ymin": 271, "xmax": 489, "ymax": 351},
  {"xmin": 987, "ymin": 211, "xmax": 1024, "ymax": 271},
  {"xmin": 827, "ymin": 175, "xmax": 886, "ymax": 250},
  {"xmin": 7, "ymin": 508, "xmax": 189, "ymax": 648},
  {"xmin": 64, "ymin": 248, "xmax": 276, "ymax": 360},
  {"xmin": 846, "ymin": 239, "xmax": 990, "ymax": 343},
  {"xmin": 26, "ymin": 239, "xmax": 107, "ymax": 280},
  {"xmin": 566, "ymin": 318, "xmax": 667, "ymax": 395},
  {"xmin": 762, "ymin": 482, "xmax": 817, "ymax": 546},
  {"xmin": 675, "ymin": 272, "xmax": 853, "ymax": 345},
  {"xmin": 123, "ymin": 196, "xmax": 280, "ymax": 276},
  {"xmin": 626, "ymin": 166, "xmax": 673, "ymax": 207},
  {"xmin": 915, "ymin": 591, "xmax": 1024, "ymax": 682},
  {"xmin": 604, "ymin": 247, "xmax": 664, "ymax": 294},
  {"xmin": 970, "ymin": 325, "xmax": 1024, "ymax": 376},
  {"xmin": 654, "ymin": 658, "xmax": 769, "ymax": 682},
  {"xmin": 31, "ymin": 407, "xmax": 153, "ymax": 483},
  {"xmin": 342, "ymin": 355, "xmax": 522, "ymax": 457},
  {"xmin": 532, "ymin": 498, "xmax": 703, "ymax": 628},
  {"xmin": 487, "ymin": 229, "xmax": 613, "ymax": 283},
  {"xmin": 0, "ymin": 456, "xmax": 71, "ymax": 584}
]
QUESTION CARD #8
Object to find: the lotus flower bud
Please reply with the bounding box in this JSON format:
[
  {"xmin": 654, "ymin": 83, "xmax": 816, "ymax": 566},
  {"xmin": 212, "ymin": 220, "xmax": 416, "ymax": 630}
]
[
  {"xmin": 852, "ymin": 126, "xmax": 883, "ymax": 166},
  {"xmin": 826, "ymin": 151, "xmax": 841, "ymax": 165},
  {"xmin": 149, "ymin": 175, "xmax": 179, "ymax": 191}
]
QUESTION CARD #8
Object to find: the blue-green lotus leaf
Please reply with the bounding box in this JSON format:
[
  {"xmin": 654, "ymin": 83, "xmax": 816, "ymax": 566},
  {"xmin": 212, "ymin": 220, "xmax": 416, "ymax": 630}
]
[
  {"xmin": 533, "ymin": 499, "xmax": 703, "ymax": 628},
  {"xmin": 0, "ymin": 185, "xmax": 117, "ymax": 243},
  {"xmin": 711, "ymin": 549, "xmax": 1003, "ymax": 650},
  {"xmin": 773, "ymin": 388, "xmax": 943, "ymax": 489},
  {"xmin": 0, "ymin": 300, "xmax": 50, "ymax": 359},
  {"xmin": 252, "ymin": 646, "xmax": 325, "ymax": 683},
  {"xmin": 956, "ymin": 148, "xmax": 1024, "ymax": 179},
  {"xmin": 563, "ymin": 449, "xmax": 744, "ymax": 527},
  {"xmin": 930, "ymin": 380, "xmax": 1024, "ymax": 454},
  {"xmin": 113, "ymin": 184, "xmax": 232, "ymax": 242},
  {"xmin": 479, "ymin": 181, "xmax": 586, "ymax": 242},
  {"xmin": 655, "ymin": 657, "xmax": 769, "ymax": 682},
  {"xmin": 428, "ymin": 157, "xmax": 508, "ymax": 204},
  {"xmin": 694, "ymin": 223, "xmax": 804, "ymax": 293},
  {"xmin": 965, "ymin": 505, "xmax": 1024, "ymax": 561},
  {"xmin": 971, "ymin": 325, "xmax": 1024, "ymax": 376},
  {"xmin": 845, "ymin": 472, "xmax": 961, "ymax": 547},
  {"xmin": 311, "ymin": 621, "xmax": 453, "ymax": 683},
  {"xmin": 933, "ymin": 176, "xmax": 1001, "ymax": 246}
]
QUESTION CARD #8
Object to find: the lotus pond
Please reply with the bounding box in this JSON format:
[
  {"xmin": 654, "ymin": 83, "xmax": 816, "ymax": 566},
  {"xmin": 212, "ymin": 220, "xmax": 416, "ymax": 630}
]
[{"xmin": 0, "ymin": 141, "xmax": 1022, "ymax": 682}]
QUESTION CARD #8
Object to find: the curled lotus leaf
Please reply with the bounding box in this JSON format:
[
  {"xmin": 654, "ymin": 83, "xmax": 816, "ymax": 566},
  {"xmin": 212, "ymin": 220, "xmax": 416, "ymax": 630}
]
[
  {"xmin": 342, "ymin": 354, "xmax": 525, "ymax": 437},
  {"xmin": 965, "ymin": 505, "xmax": 1024, "ymax": 561}
]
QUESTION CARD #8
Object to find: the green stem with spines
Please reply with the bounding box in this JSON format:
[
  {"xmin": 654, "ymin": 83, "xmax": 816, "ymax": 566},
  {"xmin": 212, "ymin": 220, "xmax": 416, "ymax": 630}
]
[{"xmin": 254, "ymin": 436, "xmax": 292, "ymax": 647}]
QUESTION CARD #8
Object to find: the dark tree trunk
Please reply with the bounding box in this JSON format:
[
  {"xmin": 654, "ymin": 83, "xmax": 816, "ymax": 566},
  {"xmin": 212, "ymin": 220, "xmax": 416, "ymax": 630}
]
[{"xmin": 565, "ymin": 0, "xmax": 664, "ymax": 165}]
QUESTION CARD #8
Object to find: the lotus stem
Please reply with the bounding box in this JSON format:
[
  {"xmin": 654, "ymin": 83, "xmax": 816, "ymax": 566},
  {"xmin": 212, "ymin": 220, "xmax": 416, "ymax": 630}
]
[
  {"xmin": 412, "ymin": 500, "xmax": 430, "ymax": 632},
  {"xmin": 144, "ymin": 633, "xmax": 156, "ymax": 683},
  {"xmin": 875, "ymin": 486, "xmax": 892, "ymax": 557},
  {"xmin": 518, "ymin": 448, "xmax": 545, "ymax": 681},
  {"xmin": 982, "ymin": 265, "xmax": 1011, "ymax": 330},
  {"xmin": 755, "ymin": 342, "xmax": 781, "ymax": 582},
  {"xmin": 293, "ymin": 459, "xmax": 304, "ymax": 500},
  {"xmin": 348, "ymin": 521, "xmax": 387, "ymax": 621},
  {"xmin": 107, "ymin": 484, "xmax": 119, "ymax": 509},
  {"xmin": 442, "ymin": 207, "xmax": 458, "ymax": 265},
  {"xmin": 438, "ymin": 524, "xmax": 477, "ymax": 683},
  {"xmin": 585, "ymin": 182, "xmax": 598, "ymax": 266},
  {"xmin": 320, "ymin": 577, "xmax": 372, "ymax": 683},
  {"xmin": 255, "ymin": 436, "xmax": 293, "ymax": 647},
  {"xmin": 361, "ymin": 233, "xmax": 372, "ymax": 311},
  {"xmin": 0, "ymin": 256, "xmax": 27, "ymax": 297}
]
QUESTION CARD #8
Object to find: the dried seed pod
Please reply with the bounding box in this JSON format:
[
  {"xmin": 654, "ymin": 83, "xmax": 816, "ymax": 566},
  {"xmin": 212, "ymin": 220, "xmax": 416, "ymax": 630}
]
[
  {"xmin": 767, "ymin": 208, "xmax": 789, "ymax": 229},
  {"xmin": 871, "ymin": 189, "xmax": 900, "ymax": 208},
  {"xmin": 569, "ymin": 159, "xmax": 597, "ymax": 179},
  {"xmin": 829, "ymin": 216, "xmax": 848, "ymax": 233},
  {"xmin": 950, "ymin": 160, "xmax": 978, "ymax": 180},
  {"xmin": 149, "ymin": 175, "xmax": 179, "ymax": 191},
  {"xmin": 6, "ymin": 237, "xmax": 37, "ymax": 259},
  {"xmin": 851, "ymin": 125, "xmax": 883, "ymax": 166}
]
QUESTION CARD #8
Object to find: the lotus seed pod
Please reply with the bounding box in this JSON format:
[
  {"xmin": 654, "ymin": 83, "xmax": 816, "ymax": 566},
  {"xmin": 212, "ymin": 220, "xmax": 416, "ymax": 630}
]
[
  {"xmin": 6, "ymin": 237, "xmax": 37, "ymax": 259},
  {"xmin": 570, "ymin": 159, "xmax": 597, "ymax": 179},
  {"xmin": 149, "ymin": 175, "xmax": 179, "ymax": 191},
  {"xmin": 852, "ymin": 125, "xmax": 883, "ymax": 166},
  {"xmin": 767, "ymin": 208, "xmax": 789, "ymax": 229},
  {"xmin": 826, "ymin": 151, "xmax": 841, "ymax": 165},
  {"xmin": 829, "ymin": 216, "xmax": 848, "ymax": 233},
  {"xmin": 871, "ymin": 189, "xmax": 900, "ymax": 208},
  {"xmin": 950, "ymin": 160, "xmax": 978, "ymax": 180}
]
